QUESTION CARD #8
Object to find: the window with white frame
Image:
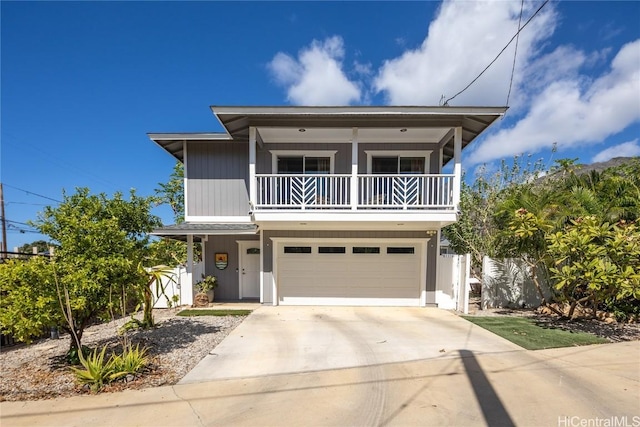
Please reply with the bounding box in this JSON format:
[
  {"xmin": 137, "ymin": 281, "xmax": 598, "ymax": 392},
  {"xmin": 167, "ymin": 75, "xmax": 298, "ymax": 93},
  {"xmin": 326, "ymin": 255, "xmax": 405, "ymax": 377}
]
[
  {"xmin": 271, "ymin": 150, "xmax": 336, "ymax": 174},
  {"xmin": 366, "ymin": 151, "xmax": 430, "ymax": 175}
]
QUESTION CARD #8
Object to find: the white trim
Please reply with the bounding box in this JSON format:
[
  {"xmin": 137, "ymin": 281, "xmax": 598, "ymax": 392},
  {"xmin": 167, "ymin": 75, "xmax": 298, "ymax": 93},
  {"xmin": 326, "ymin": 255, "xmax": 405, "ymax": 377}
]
[
  {"xmin": 183, "ymin": 141, "xmax": 189, "ymax": 218},
  {"xmin": 270, "ymin": 150, "xmax": 337, "ymax": 174},
  {"xmin": 186, "ymin": 235, "xmax": 194, "ymax": 291},
  {"xmin": 259, "ymin": 230, "xmax": 264, "ymax": 303},
  {"xmin": 271, "ymin": 237, "xmax": 428, "ymax": 244},
  {"xmin": 351, "ymin": 128, "xmax": 358, "ymax": 211},
  {"xmin": 420, "ymin": 240, "xmax": 427, "ymax": 307},
  {"xmin": 272, "ymin": 239, "xmax": 279, "ymax": 306},
  {"xmin": 237, "ymin": 240, "xmax": 260, "ymax": 300},
  {"xmin": 249, "ymin": 127, "xmax": 257, "ymax": 210},
  {"xmin": 271, "ymin": 237, "xmax": 427, "ymax": 307},
  {"xmin": 147, "ymin": 132, "xmax": 231, "ymax": 141},
  {"xmin": 452, "ymin": 127, "xmax": 462, "ymax": 210},
  {"xmin": 365, "ymin": 150, "xmax": 432, "ymax": 174},
  {"xmin": 184, "ymin": 215, "xmax": 253, "ymax": 223}
]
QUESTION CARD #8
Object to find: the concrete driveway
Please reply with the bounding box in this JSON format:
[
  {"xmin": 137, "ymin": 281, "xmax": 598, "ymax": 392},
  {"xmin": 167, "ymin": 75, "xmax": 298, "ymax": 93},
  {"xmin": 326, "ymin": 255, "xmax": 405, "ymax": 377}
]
[{"xmin": 180, "ymin": 306, "xmax": 521, "ymax": 383}]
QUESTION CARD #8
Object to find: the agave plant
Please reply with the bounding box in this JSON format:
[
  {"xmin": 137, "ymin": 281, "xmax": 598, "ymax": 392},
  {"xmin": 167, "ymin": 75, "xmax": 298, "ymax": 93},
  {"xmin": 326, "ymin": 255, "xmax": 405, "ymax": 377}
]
[
  {"xmin": 111, "ymin": 343, "xmax": 148, "ymax": 375},
  {"xmin": 70, "ymin": 346, "xmax": 117, "ymax": 392}
]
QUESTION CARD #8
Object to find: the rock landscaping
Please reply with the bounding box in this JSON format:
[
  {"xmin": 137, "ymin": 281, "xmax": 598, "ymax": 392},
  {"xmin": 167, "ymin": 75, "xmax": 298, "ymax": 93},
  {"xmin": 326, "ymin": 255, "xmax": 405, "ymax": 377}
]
[{"xmin": 0, "ymin": 309, "xmax": 245, "ymax": 401}]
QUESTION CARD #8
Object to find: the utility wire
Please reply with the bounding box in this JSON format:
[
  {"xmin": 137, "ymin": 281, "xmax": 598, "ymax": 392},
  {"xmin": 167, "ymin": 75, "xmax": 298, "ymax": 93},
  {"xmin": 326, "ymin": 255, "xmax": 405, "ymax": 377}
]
[
  {"xmin": 444, "ymin": 0, "xmax": 550, "ymax": 106},
  {"xmin": 6, "ymin": 201, "xmax": 49, "ymax": 207},
  {"xmin": 505, "ymin": 0, "xmax": 525, "ymax": 108},
  {"xmin": 2, "ymin": 184, "xmax": 61, "ymax": 203}
]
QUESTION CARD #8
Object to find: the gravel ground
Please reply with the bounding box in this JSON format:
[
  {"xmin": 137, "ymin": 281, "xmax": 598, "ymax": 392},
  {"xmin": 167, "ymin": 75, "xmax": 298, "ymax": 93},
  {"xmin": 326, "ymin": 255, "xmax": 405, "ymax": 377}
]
[{"xmin": 0, "ymin": 309, "xmax": 246, "ymax": 402}]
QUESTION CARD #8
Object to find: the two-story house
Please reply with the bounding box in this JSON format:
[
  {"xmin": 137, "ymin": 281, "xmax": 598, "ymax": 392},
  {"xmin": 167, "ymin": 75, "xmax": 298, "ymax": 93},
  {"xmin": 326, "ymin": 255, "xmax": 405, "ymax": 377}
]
[{"xmin": 149, "ymin": 105, "xmax": 505, "ymax": 307}]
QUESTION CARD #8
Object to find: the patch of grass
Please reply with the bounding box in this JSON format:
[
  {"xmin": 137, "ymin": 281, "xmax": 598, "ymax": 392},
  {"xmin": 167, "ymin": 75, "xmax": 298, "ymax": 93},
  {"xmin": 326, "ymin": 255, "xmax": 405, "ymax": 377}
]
[
  {"xmin": 177, "ymin": 309, "xmax": 252, "ymax": 317},
  {"xmin": 462, "ymin": 316, "xmax": 608, "ymax": 350}
]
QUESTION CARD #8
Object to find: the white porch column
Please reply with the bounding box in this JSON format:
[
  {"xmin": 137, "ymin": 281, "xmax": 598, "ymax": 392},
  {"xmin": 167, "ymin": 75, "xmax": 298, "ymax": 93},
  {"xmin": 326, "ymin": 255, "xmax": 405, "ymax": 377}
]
[
  {"xmin": 186, "ymin": 235, "xmax": 194, "ymax": 291},
  {"xmin": 249, "ymin": 127, "xmax": 257, "ymax": 210},
  {"xmin": 351, "ymin": 127, "xmax": 358, "ymax": 210},
  {"xmin": 452, "ymin": 127, "xmax": 462, "ymax": 210}
]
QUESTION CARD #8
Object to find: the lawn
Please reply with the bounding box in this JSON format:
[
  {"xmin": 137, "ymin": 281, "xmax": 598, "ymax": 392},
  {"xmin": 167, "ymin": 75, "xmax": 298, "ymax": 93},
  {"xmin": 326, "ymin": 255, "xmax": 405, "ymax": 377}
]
[
  {"xmin": 462, "ymin": 316, "xmax": 608, "ymax": 350},
  {"xmin": 177, "ymin": 309, "xmax": 252, "ymax": 317}
]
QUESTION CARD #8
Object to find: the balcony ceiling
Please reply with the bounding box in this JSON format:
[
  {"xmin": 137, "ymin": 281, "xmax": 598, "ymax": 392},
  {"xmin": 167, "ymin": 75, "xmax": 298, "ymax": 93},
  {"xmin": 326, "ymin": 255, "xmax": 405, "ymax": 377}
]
[{"xmin": 256, "ymin": 127, "xmax": 452, "ymax": 144}]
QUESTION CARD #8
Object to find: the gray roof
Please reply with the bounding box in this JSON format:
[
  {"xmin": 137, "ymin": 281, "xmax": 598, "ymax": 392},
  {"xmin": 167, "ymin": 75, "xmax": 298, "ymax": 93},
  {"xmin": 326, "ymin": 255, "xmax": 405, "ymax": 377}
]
[
  {"xmin": 152, "ymin": 223, "xmax": 258, "ymax": 241},
  {"xmin": 148, "ymin": 105, "xmax": 507, "ymax": 165}
]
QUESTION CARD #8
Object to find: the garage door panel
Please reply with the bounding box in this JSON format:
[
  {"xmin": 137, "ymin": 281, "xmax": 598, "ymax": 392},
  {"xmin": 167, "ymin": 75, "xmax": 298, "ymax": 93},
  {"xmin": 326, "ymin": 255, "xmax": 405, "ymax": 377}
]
[{"xmin": 277, "ymin": 241, "xmax": 423, "ymax": 306}]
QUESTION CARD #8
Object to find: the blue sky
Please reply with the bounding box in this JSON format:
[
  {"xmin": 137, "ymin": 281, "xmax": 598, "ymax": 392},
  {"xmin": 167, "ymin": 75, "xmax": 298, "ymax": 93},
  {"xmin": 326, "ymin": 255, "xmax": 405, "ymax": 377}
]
[{"xmin": 1, "ymin": 0, "xmax": 639, "ymax": 250}]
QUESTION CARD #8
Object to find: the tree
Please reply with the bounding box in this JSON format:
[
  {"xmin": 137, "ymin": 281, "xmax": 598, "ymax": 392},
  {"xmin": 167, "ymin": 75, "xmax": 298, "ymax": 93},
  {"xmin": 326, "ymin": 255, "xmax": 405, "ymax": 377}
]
[
  {"xmin": 18, "ymin": 240, "xmax": 50, "ymax": 254},
  {"xmin": 150, "ymin": 161, "xmax": 202, "ymax": 267},
  {"xmin": 155, "ymin": 162, "xmax": 184, "ymax": 223},
  {"xmin": 0, "ymin": 257, "xmax": 60, "ymax": 343},
  {"xmin": 501, "ymin": 158, "xmax": 640, "ymax": 317},
  {"xmin": 443, "ymin": 154, "xmax": 546, "ymax": 270},
  {"xmin": 1, "ymin": 188, "xmax": 161, "ymax": 350}
]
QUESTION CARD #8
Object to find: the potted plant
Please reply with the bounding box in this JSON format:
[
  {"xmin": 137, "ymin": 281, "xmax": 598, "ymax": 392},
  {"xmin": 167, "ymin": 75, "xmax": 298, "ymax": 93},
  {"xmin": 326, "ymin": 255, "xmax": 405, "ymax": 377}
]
[{"xmin": 194, "ymin": 275, "xmax": 218, "ymax": 307}]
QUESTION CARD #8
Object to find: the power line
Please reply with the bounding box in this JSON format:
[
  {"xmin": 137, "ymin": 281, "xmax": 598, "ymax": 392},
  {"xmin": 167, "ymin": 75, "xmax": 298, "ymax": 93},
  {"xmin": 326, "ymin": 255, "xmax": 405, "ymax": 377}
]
[
  {"xmin": 2, "ymin": 184, "xmax": 61, "ymax": 203},
  {"xmin": 505, "ymin": 0, "xmax": 525, "ymax": 108},
  {"xmin": 444, "ymin": 0, "xmax": 550, "ymax": 106},
  {"xmin": 5, "ymin": 201, "xmax": 49, "ymax": 207},
  {"xmin": 5, "ymin": 219, "xmax": 35, "ymax": 227},
  {"xmin": 2, "ymin": 132, "xmax": 121, "ymax": 191}
]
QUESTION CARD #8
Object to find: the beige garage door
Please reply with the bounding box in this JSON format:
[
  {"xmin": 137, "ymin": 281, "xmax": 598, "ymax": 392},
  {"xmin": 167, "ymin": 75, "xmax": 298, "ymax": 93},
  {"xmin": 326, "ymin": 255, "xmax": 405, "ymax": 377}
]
[{"xmin": 276, "ymin": 241, "xmax": 423, "ymax": 306}]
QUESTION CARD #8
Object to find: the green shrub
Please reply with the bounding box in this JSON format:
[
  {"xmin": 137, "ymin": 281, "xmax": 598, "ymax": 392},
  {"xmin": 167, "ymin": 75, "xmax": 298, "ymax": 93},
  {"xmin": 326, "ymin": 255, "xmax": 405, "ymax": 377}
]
[
  {"xmin": 70, "ymin": 343, "xmax": 149, "ymax": 392},
  {"xmin": 70, "ymin": 346, "xmax": 117, "ymax": 392},
  {"xmin": 66, "ymin": 345, "xmax": 93, "ymax": 365},
  {"xmin": 111, "ymin": 343, "xmax": 148, "ymax": 375}
]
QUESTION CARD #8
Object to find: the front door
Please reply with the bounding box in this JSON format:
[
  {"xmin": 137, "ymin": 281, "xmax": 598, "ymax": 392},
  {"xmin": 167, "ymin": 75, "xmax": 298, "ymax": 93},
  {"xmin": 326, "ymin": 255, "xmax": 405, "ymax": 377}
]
[{"xmin": 239, "ymin": 242, "xmax": 260, "ymax": 299}]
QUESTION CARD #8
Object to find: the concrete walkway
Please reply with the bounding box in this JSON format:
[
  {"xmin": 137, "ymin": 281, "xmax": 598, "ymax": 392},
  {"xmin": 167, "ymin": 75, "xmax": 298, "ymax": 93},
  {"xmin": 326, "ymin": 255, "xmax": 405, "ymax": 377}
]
[{"xmin": 2, "ymin": 308, "xmax": 639, "ymax": 426}]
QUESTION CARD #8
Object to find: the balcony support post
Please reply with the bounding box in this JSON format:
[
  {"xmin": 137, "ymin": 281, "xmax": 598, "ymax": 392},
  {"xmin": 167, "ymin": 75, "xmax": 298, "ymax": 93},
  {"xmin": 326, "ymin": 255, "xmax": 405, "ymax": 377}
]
[
  {"xmin": 351, "ymin": 127, "xmax": 358, "ymax": 210},
  {"xmin": 452, "ymin": 127, "xmax": 462, "ymax": 210},
  {"xmin": 249, "ymin": 127, "xmax": 257, "ymax": 211}
]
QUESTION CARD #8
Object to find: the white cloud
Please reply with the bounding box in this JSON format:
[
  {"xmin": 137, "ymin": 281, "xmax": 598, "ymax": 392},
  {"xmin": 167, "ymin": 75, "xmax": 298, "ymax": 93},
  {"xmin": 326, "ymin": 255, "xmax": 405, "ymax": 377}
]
[
  {"xmin": 267, "ymin": 36, "xmax": 361, "ymax": 105},
  {"xmin": 470, "ymin": 39, "xmax": 640, "ymax": 164},
  {"xmin": 374, "ymin": 0, "xmax": 557, "ymax": 106},
  {"xmin": 592, "ymin": 139, "xmax": 640, "ymax": 163}
]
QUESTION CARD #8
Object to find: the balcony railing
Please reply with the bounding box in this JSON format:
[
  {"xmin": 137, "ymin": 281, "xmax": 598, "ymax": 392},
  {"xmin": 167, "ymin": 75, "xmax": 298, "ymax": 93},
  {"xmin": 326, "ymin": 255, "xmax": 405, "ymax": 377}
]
[{"xmin": 255, "ymin": 174, "xmax": 455, "ymax": 210}]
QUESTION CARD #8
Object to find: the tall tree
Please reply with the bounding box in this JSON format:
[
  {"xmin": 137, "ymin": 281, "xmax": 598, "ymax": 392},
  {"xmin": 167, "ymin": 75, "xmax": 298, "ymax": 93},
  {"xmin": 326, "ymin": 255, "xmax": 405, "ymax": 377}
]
[
  {"xmin": 443, "ymin": 155, "xmax": 545, "ymax": 269},
  {"xmin": 500, "ymin": 158, "xmax": 640, "ymax": 317},
  {"xmin": 150, "ymin": 162, "xmax": 196, "ymax": 267},
  {"xmin": 155, "ymin": 162, "xmax": 184, "ymax": 223},
  {"xmin": 0, "ymin": 188, "xmax": 161, "ymax": 350}
]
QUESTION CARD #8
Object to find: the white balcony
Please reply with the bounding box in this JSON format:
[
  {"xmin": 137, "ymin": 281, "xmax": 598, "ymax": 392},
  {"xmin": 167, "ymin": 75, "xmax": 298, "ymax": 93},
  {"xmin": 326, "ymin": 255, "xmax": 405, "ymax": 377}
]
[{"xmin": 255, "ymin": 174, "xmax": 455, "ymax": 211}]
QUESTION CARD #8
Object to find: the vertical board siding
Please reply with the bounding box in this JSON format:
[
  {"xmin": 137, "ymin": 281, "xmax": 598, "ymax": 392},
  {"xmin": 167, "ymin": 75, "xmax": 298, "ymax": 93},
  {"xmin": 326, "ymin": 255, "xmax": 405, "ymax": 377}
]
[
  {"xmin": 186, "ymin": 142, "xmax": 250, "ymax": 217},
  {"xmin": 204, "ymin": 235, "xmax": 259, "ymax": 300}
]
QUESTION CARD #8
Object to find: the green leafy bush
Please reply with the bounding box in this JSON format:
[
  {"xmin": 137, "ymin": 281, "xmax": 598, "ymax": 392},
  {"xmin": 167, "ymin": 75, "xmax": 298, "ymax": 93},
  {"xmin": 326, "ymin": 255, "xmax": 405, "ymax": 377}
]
[{"xmin": 66, "ymin": 345, "xmax": 92, "ymax": 365}]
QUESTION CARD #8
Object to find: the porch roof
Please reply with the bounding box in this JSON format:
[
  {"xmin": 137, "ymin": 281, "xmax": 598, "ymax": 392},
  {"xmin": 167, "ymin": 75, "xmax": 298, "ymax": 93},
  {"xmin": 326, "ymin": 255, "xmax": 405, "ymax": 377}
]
[{"xmin": 151, "ymin": 223, "xmax": 258, "ymax": 241}]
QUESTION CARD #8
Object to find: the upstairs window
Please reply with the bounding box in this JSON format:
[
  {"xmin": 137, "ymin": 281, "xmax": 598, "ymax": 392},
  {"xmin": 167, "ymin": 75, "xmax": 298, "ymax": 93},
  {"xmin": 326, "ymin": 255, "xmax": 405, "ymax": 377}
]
[
  {"xmin": 372, "ymin": 156, "xmax": 425, "ymax": 174},
  {"xmin": 271, "ymin": 150, "xmax": 337, "ymax": 175}
]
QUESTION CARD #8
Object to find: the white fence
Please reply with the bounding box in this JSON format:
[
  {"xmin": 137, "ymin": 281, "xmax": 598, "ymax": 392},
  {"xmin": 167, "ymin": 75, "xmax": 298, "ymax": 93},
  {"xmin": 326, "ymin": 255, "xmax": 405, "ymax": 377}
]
[
  {"xmin": 481, "ymin": 257, "xmax": 551, "ymax": 309},
  {"xmin": 436, "ymin": 254, "xmax": 471, "ymax": 313},
  {"xmin": 152, "ymin": 262, "xmax": 203, "ymax": 309}
]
